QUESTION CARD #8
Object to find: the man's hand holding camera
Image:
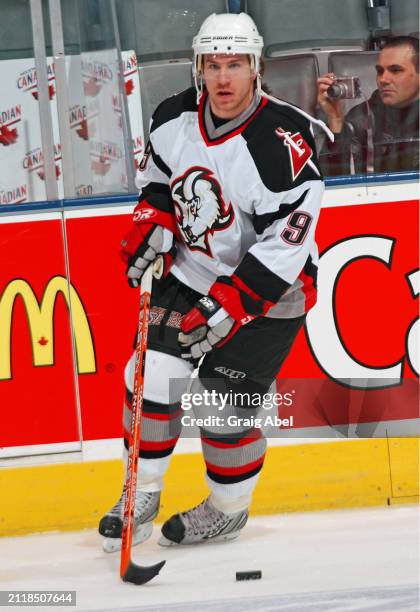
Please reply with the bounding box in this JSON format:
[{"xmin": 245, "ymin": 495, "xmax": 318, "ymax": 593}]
[
  {"xmin": 317, "ymin": 73, "xmax": 345, "ymax": 134},
  {"xmin": 318, "ymin": 74, "xmax": 361, "ymax": 134}
]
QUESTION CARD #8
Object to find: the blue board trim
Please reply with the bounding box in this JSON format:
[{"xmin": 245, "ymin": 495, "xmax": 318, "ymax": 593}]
[{"xmin": 0, "ymin": 172, "xmax": 418, "ymax": 214}]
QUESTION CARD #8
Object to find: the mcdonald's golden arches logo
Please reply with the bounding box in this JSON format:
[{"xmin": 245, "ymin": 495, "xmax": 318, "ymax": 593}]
[{"xmin": 0, "ymin": 276, "xmax": 96, "ymax": 380}]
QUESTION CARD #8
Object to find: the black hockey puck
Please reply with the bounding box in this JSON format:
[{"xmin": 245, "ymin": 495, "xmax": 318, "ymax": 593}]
[{"xmin": 236, "ymin": 570, "xmax": 262, "ymax": 581}]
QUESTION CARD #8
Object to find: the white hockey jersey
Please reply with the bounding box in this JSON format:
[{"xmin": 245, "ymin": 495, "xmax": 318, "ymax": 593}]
[{"xmin": 136, "ymin": 87, "xmax": 325, "ymax": 318}]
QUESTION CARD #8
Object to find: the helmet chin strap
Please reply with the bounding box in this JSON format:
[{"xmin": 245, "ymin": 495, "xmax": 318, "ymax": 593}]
[
  {"xmin": 255, "ymin": 72, "xmax": 262, "ymax": 96},
  {"xmin": 194, "ymin": 55, "xmax": 204, "ymax": 105},
  {"xmin": 194, "ymin": 72, "xmax": 204, "ymax": 105}
]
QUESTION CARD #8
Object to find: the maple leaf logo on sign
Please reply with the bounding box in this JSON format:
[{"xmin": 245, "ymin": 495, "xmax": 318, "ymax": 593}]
[
  {"xmin": 275, "ymin": 127, "xmax": 313, "ymax": 181},
  {"xmin": 83, "ymin": 77, "xmax": 102, "ymax": 97},
  {"xmin": 76, "ymin": 119, "xmax": 92, "ymax": 141},
  {"xmin": 0, "ymin": 125, "xmax": 18, "ymax": 146},
  {"xmin": 125, "ymin": 79, "xmax": 134, "ymax": 96},
  {"xmin": 91, "ymin": 155, "xmax": 111, "ymax": 176}
]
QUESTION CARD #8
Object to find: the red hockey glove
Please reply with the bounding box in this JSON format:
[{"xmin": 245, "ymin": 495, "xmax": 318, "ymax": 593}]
[
  {"xmin": 178, "ymin": 276, "xmax": 274, "ymax": 360},
  {"xmin": 121, "ymin": 201, "xmax": 178, "ymax": 287}
]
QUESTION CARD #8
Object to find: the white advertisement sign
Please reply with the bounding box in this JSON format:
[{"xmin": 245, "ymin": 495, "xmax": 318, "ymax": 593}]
[{"xmin": 0, "ymin": 50, "xmax": 144, "ymax": 204}]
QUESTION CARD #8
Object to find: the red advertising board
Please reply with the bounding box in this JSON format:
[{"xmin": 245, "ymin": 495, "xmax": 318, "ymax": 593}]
[
  {"xmin": 0, "ymin": 197, "xmax": 418, "ymax": 450},
  {"xmin": 0, "ymin": 216, "xmax": 80, "ymax": 448},
  {"xmin": 64, "ymin": 212, "xmax": 137, "ymax": 442}
]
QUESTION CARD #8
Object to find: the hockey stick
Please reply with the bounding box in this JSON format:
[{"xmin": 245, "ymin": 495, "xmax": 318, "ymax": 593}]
[{"xmin": 120, "ymin": 259, "xmax": 166, "ymax": 585}]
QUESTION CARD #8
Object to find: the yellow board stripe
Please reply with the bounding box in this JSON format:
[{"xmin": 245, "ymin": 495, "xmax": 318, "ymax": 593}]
[{"xmin": 0, "ymin": 439, "xmax": 418, "ymax": 537}]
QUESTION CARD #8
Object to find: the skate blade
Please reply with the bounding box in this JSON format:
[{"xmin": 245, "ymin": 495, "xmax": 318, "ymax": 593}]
[
  {"xmin": 102, "ymin": 522, "xmax": 153, "ymax": 553},
  {"xmin": 158, "ymin": 530, "xmax": 241, "ymax": 547}
]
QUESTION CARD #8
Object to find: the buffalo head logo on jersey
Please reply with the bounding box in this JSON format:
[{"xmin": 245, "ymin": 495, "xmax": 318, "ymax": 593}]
[{"xmin": 171, "ymin": 167, "xmax": 234, "ymax": 256}]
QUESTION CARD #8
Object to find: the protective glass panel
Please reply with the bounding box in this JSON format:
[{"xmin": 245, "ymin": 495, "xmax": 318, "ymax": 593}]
[
  {"xmin": 121, "ymin": 1, "xmax": 228, "ymax": 142},
  {"xmin": 0, "ymin": 0, "xmax": 52, "ymax": 205},
  {"xmin": 247, "ymin": 0, "xmax": 419, "ymax": 177},
  {"xmin": 60, "ymin": 0, "xmax": 135, "ymax": 196}
]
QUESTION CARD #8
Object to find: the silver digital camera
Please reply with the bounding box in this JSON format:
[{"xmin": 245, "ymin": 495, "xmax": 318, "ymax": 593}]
[{"xmin": 327, "ymin": 76, "xmax": 362, "ymax": 100}]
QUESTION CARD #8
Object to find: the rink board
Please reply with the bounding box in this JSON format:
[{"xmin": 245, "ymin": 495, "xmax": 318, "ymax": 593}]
[
  {"xmin": 0, "ymin": 181, "xmax": 419, "ymax": 536},
  {"xmin": 1, "ymin": 438, "xmax": 418, "ymax": 536},
  {"xmin": 0, "ymin": 184, "xmax": 419, "ymax": 453}
]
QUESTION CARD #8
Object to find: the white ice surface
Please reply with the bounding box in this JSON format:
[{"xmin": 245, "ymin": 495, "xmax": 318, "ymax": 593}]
[{"xmin": 0, "ymin": 505, "xmax": 418, "ymax": 612}]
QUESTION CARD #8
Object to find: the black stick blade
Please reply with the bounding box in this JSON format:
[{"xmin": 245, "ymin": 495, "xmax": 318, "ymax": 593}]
[{"xmin": 122, "ymin": 560, "xmax": 166, "ymax": 585}]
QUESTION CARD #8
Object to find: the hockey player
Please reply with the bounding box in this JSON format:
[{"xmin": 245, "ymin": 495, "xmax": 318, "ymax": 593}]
[{"xmin": 99, "ymin": 12, "xmax": 332, "ymax": 550}]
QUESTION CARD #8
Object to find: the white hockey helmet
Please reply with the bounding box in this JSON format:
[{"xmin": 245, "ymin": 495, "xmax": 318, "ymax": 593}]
[{"xmin": 192, "ymin": 13, "xmax": 264, "ymax": 100}]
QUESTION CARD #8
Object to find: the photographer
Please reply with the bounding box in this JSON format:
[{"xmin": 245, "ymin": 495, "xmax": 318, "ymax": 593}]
[{"xmin": 317, "ymin": 36, "xmax": 419, "ymax": 175}]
